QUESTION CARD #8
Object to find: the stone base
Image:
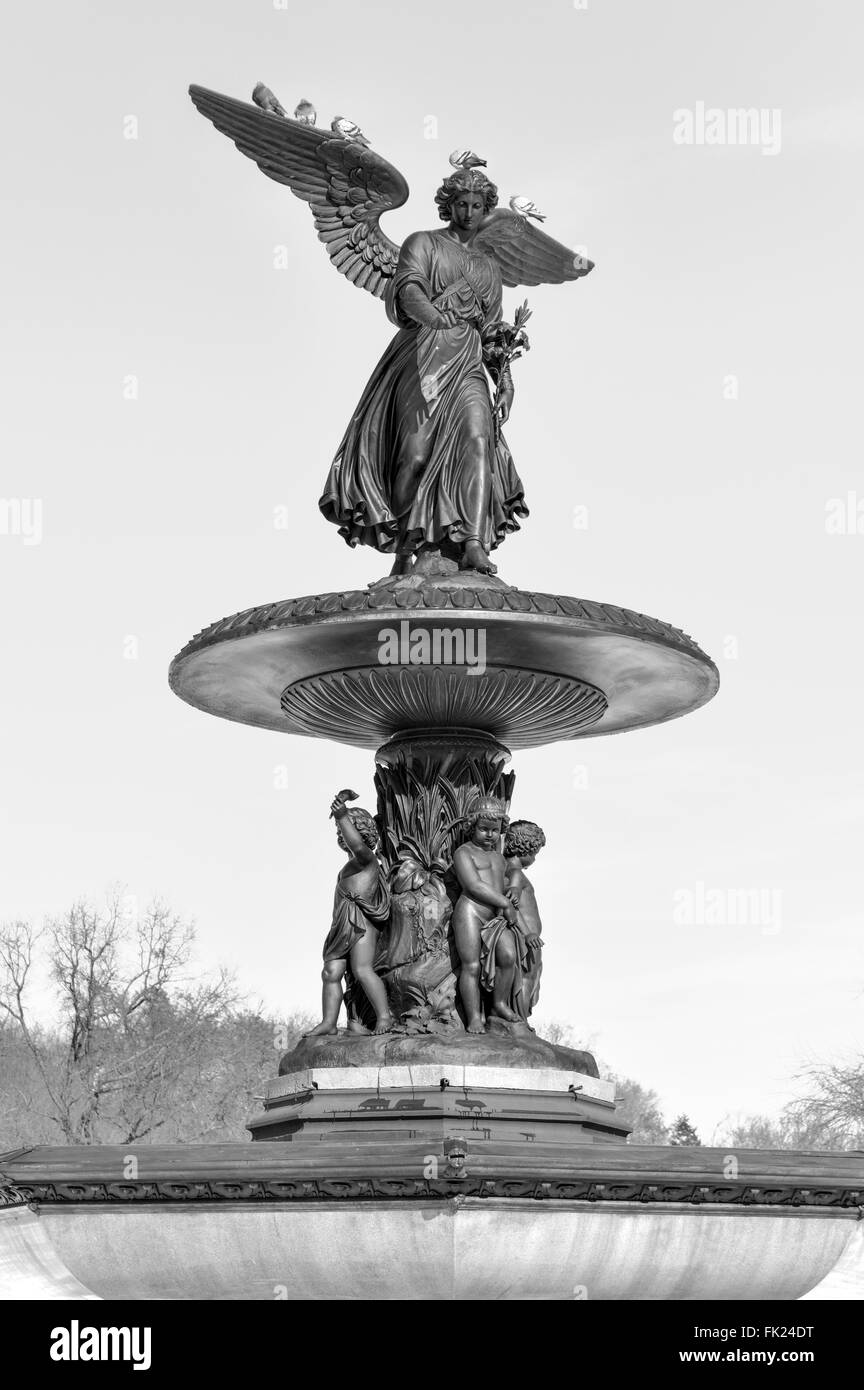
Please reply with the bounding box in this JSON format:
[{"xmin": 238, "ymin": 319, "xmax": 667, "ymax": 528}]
[
  {"xmin": 248, "ymin": 1077, "xmax": 628, "ymax": 1145},
  {"xmin": 278, "ymin": 1028, "xmax": 600, "ymax": 1078},
  {"xmin": 268, "ymin": 1065, "xmax": 615, "ymax": 1101},
  {"xmin": 259, "ymin": 1029, "xmax": 621, "ymax": 1146}
]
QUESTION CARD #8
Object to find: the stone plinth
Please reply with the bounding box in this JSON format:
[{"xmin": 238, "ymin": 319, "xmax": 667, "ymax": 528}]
[
  {"xmin": 248, "ymin": 1077, "xmax": 627, "ymax": 1144},
  {"xmin": 278, "ymin": 1027, "xmax": 600, "ymax": 1078}
]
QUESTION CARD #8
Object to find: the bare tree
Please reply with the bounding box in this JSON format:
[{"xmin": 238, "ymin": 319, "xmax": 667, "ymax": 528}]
[
  {"xmin": 719, "ymin": 1112, "xmax": 827, "ymax": 1150},
  {"xmin": 0, "ymin": 896, "xmax": 237, "ymax": 1144},
  {"xmin": 611, "ymin": 1077, "xmax": 670, "ymax": 1144},
  {"xmin": 785, "ymin": 1056, "xmax": 864, "ymax": 1150}
]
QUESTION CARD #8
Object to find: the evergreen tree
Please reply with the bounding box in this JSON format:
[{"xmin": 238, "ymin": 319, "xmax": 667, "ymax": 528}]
[{"xmin": 668, "ymin": 1113, "xmax": 702, "ymax": 1146}]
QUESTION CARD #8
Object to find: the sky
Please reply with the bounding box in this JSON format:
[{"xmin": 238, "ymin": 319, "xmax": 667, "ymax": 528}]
[{"xmin": 1, "ymin": 0, "xmax": 862, "ymax": 1141}]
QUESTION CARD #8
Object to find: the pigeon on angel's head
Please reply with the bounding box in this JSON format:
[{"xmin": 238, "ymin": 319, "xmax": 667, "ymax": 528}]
[
  {"xmin": 293, "ymin": 98, "xmax": 317, "ymax": 125},
  {"xmin": 331, "ymin": 116, "xmax": 370, "ymax": 146},
  {"xmin": 509, "ymin": 195, "xmax": 546, "ymax": 223},
  {"xmin": 251, "ymin": 82, "xmax": 286, "ymax": 118},
  {"xmin": 449, "ymin": 149, "xmax": 487, "ymax": 170}
]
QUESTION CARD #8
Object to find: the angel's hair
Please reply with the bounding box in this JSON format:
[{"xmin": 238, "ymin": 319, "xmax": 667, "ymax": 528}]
[
  {"xmin": 504, "ymin": 820, "xmax": 547, "ymax": 859},
  {"xmin": 338, "ymin": 806, "xmax": 380, "ymax": 850},
  {"xmin": 435, "ymin": 170, "xmax": 499, "ymax": 222},
  {"xmin": 466, "ymin": 794, "xmax": 509, "ymax": 834}
]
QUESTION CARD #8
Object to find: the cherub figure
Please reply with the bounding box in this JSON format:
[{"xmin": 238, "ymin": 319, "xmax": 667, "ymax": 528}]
[
  {"xmin": 504, "ymin": 819, "xmax": 547, "ymax": 1016},
  {"xmin": 305, "ymin": 794, "xmax": 393, "ymax": 1037},
  {"xmin": 451, "ymin": 795, "xmax": 526, "ymax": 1033}
]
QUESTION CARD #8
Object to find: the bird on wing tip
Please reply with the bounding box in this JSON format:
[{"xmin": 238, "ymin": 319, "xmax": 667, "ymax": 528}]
[
  {"xmin": 251, "ymin": 82, "xmax": 287, "ymax": 117},
  {"xmin": 293, "ymin": 97, "xmax": 317, "ymax": 125},
  {"xmin": 509, "ymin": 195, "xmax": 546, "ymax": 223},
  {"xmin": 331, "ymin": 115, "xmax": 370, "ymax": 146}
]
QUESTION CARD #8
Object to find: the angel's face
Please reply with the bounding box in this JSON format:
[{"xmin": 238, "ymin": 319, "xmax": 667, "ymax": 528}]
[{"xmin": 450, "ymin": 192, "xmax": 486, "ymax": 233}]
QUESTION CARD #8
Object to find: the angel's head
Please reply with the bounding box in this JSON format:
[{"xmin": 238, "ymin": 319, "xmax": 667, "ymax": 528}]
[{"xmin": 435, "ymin": 169, "xmax": 498, "ymax": 231}]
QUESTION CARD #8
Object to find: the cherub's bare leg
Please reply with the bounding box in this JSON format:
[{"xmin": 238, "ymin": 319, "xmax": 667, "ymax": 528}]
[
  {"xmin": 304, "ymin": 957, "xmax": 347, "ymax": 1036},
  {"xmin": 349, "ymin": 930, "xmax": 393, "ymax": 1034},
  {"xmin": 488, "ymin": 929, "xmax": 521, "ymax": 1022},
  {"xmin": 453, "ymin": 901, "xmax": 484, "ymax": 1033}
]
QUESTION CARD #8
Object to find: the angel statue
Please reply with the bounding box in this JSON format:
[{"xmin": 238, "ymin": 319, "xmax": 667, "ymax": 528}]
[{"xmin": 189, "ymin": 85, "xmax": 593, "ymax": 576}]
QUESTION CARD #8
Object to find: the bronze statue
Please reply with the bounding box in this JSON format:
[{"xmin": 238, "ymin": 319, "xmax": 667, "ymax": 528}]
[
  {"xmin": 376, "ymin": 857, "xmax": 458, "ymax": 1032},
  {"xmin": 188, "ymin": 85, "xmax": 593, "ymax": 576},
  {"xmin": 305, "ymin": 793, "xmax": 393, "ymax": 1036},
  {"xmin": 172, "ymin": 76, "xmax": 721, "ymax": 1115},
  {"xmin": 504, "ymin": 820, "xmax": 546, "ymax": 1016},
  {"xmin": 451, "ymin": 795, "xmax": 527, "ymax": 1032}
]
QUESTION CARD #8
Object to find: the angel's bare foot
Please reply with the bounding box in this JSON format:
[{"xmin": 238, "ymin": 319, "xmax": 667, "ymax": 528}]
[
  {"xmin": 461, "ymin": 540, "xmax": 496, "ymax": 575},
  {"xmin": 373, "ymin": 1014, "xmax": 394, "ymax": 1035},
  {"xmin": 347, "ymin": 1018, "xmax": 371, "ymax": 1035},
  {"xmin": 466, "ymin": 1016, "xmax": 486, "ymax": 1035},
  {"xmin": 303, "ymin": 1021, "xmax": 338, "ymax": 1037}
]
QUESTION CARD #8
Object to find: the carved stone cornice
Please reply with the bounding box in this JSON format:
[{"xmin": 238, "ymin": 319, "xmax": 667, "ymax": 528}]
[
  {"xmin": 2, "ymin": 1175, "xmax": 861, "ymax": 1210},
  {"xmin": 3, "ymin": 1143, "xmax": 861, "ymax": 1212}
]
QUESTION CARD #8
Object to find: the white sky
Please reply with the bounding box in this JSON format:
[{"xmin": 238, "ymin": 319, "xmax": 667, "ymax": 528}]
[{"xmin": 1, "ymin": 0, "xmax": 862, "ymax": 1140}]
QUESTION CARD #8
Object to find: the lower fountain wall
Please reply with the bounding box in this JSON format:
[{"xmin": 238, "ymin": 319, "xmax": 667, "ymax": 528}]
[{"xmin": 4, "ymin": 1201, "xmax": 857, "ymax": 1302}]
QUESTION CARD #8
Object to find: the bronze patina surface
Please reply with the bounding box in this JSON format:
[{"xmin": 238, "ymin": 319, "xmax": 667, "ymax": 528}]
[
  {"xmin": 171, "ymin": 81, "xmax": 719, "ymax": 1059},
  {"xmin": 169, "ymin": 582, "xmax": 717, "ymax": 748}
]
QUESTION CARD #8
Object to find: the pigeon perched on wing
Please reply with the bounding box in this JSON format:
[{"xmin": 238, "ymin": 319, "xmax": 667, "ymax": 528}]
[
  {"xmin": 509, "ymin": 195, "xmax": 547, "ymax": 223},
  {"xmin": 251, "ymin": 82, "xmax": 287, "ymax": 118},
  {"xmin": 293, "ymin": 98, "xmax": 317, "ymax": 125},
  {"xmin": 331, "ymin": 116, "xmax": 370, "ymax": 146},
  {"xmin": 449, "ymin": 149, "xmax": 487, "ymax": 169}
]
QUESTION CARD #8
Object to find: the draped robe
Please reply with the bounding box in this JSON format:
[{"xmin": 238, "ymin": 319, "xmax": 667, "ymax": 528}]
[{"xmin": 319, "ymin": 229, "xmax": 528, "ymax": 555}]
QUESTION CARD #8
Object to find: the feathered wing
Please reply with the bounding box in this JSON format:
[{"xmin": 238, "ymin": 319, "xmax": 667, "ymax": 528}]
[
  {"xmin": 472, "ymin": 209, "xmax": 594, "ymax": 288},
  {"xmin": 188, "ymin": 85, "xmax": 409, "ymax": 299}
]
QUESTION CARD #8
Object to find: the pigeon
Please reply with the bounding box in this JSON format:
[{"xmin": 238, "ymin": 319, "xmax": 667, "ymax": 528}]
[
  {"xmin": 252, "ymin": 82, "xmax": 287, "ymax": 118},
  {"xmin": 509, "ymin": 195, "xmax": 547, "ymax": 223},
  {"xmin": 293, "ymin": 97, "xmax": 317, "ymax": 125},
  {"xmin": 331, "ymin": 116, "xmax": 370, "ymax": 146},
  {"xmin": 449, "ymin": 149, "xmax": 487, "ymax": 169}
]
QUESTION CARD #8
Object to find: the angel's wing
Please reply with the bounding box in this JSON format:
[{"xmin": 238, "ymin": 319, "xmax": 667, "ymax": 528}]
[
  {"xmin": 189, "ymin": 85, "xmax": 409, "ymax": 299},
  {"xmin": 472, "ymin": 209, "xmax": 594, "ymax": 288}
]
